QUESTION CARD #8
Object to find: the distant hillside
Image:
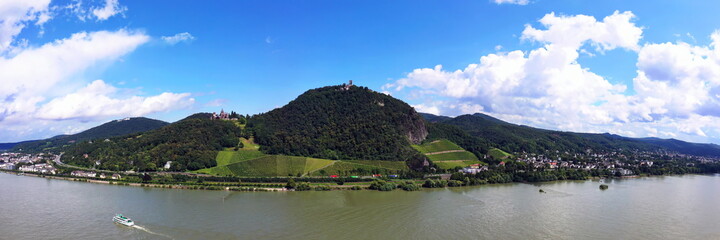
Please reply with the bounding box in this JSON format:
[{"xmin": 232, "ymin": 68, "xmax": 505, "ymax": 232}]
[
  {"xmin": 0, "ymin": 140, "xmax": 36, "ymax": 151},
  {"xmin": 419, "ymin": 113, "xmax": 452, "ymax": 123},
  {"xmin": 422, "ymin": 113, "xmax": 720, "ymax": 157},
  {"xmin": 248, "ymin": 84, "xmax": 428, "ymax": 168},
  {"xmin": 11, "ymin": 117, "xmax": 169, "ymax": 153},
  {"xmin": 181, "ymin": 112, "xmax": 213, "ymax": 121},
  {"xmin": 62, "ymin": 118, "xmax": 242, "ymax": 171}
]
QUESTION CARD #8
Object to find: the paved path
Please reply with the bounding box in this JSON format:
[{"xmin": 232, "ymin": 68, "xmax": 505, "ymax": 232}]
[{"xmin": 425, "ymin": 150, "xmax": 466, "ymax": 155}]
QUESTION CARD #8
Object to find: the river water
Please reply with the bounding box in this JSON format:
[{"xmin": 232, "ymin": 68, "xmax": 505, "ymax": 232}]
[{"xmin": 0, "ymin": 173, "xmax": 718, "ymax": 240}]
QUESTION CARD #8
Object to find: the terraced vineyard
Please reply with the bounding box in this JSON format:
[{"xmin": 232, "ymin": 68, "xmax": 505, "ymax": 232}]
[
  {"xmin": 412, "ymin": 139, "xmax": 464, "ymax": 154},
  {"xmin": 215, "ymin": 150, "xmax": 266, "ymax": 166},
  {"xmin": 413, "ymin": 139, "xmax": 484, "ymax": 169},
  {"xmin": 307, "ymin": 160, "xmax": 408, "ymax": 176},
  {"xmin": 224, "ymin": 155, "xmax": 334, "ymax": 176},
  {"xmin": 195, "ymin": 137, "xmax": 410, "ymax": 177}
]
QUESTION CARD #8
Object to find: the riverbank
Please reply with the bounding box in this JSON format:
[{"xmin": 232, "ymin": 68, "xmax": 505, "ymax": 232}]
[
  {"xmin": 0, "ymin": 170, "xmax": 290, "ymax": 192},
  {"xmin": 0, "ymin": 168, "xmax": 681, "ymax": 193}
]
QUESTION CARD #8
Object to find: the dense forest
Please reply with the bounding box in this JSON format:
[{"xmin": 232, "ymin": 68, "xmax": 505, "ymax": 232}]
[
  {"xmin": 247, "ymin": 85, "xmax": 428, "ymax": 168},
  {"xmin": 11, "ymin": 117, "xmax": 169, "ymax": 153},
  {"xmin": 424, "ymin": 113, "xmax": 720, "ymax": 157},
  {"xmin": 62, "ymin": 119, "xmax": 241, "ymax": 172}
]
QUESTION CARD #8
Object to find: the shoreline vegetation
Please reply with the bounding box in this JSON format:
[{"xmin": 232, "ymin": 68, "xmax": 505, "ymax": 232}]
[{"xmin": 1, "ymin": 168, "xmax": 706, "ymax": 193}]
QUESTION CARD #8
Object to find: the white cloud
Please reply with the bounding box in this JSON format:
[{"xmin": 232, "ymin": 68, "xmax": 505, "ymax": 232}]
[
  {"xmin": 493, "ymin": 0, "xmax": 529, "ymax": 5},
  {"xmin": 412, "ymin": 104, "xmax": 440, "ymax": 115},
  {"xmin": 0, "ymin": 30, "xmax": 150, "ymax": 115},
  {"xmin": 37, "ymin": 80, "xmax": 194, "ymax": 121},
  {"xmin": 0, "ymin": 0, "xmax": 52, "ymax": 53},
  {"xmin": 388, "ymin": 11, "xmax": 720, "ymax": 144},
  {"xmin": 0, "ymin": 29, "xmax": 194, "ymax": 141},
  {"xmin": 522, "ymin": 11, "xmax": 642, "ymax": 51},
  {"xmin": 162, "ymin": 32, "xmax": 195, "ymax": 45},
  {"xmin": 91, "ymin": 0, "xmax": 126, "ymax": 21}
]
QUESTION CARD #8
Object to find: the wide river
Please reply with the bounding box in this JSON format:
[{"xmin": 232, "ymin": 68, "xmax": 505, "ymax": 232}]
[{"xmin": 1, "ymin": 173, "xmax": 719, "ymax": 240}]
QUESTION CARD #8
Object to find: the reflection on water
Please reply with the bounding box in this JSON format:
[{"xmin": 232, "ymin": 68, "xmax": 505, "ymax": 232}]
[{"xmin": 0, "ymin": 173, "xmax": 718, "ymax": 239}]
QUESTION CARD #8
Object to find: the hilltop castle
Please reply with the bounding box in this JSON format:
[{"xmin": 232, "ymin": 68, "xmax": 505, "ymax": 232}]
[
  {"xmin": 211, "ymin": 109, "xmax": 230, "ymax": 120},
  {"xmin": 341, "ymin": 80, "xmax": 354, "ymax": 91}
]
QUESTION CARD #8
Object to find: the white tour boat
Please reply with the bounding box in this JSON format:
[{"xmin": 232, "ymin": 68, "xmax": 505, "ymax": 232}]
[{"xmin": 113, "ymin": 214, "xmax": 135, "ymax": 227}]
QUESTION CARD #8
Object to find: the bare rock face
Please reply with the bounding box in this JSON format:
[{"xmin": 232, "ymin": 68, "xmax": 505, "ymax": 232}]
[{"xmin": 405, "ymin": 111, "xmax": 428, "ymax": 144}]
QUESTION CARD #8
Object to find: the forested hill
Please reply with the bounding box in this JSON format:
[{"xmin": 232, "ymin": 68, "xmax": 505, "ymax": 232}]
[
  {"xmin": 0, "ymin": 140, "xmax": 36, "ymax": 151},
  {"xmin": 62, "ymin": 118, "xmax": 241, "ymax": 171},
  {"xmin": 248, "ymin": 84, "xmax": 428, "ymax": 168},
  {"xmin": 422, "ymin": 113, "xmax": 720, "ymax": 157},
  {"xmin": 11, "ymin": 117, "xmax": 169, "ymax": 153}
]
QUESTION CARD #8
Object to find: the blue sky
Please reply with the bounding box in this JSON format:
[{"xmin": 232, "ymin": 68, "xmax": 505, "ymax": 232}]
[{"xmin": 3, "ymin": 0, "xmax": 720, "ymax": 144}]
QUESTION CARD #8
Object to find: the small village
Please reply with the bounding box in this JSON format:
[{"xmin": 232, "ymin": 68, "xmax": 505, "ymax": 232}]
[
  {"xmin": 3, "ymin": 146, "xmax": 719, "ymax": 184},
  {"xmin": 0, "ymin": 152, "xmax": 59, "ymax": 174},
  {"xmin": 0, "ymin": 152, "xmax": 125, "ymax": 180},
  {"xmin": 458, "ymin": 148, "xmax": 720, "ymax": 177}
]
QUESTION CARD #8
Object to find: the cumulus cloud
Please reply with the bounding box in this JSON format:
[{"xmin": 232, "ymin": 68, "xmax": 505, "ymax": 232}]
[
  {"xmin": 522, "ymin": 11, "xmax": 642, "ymax": 51},
  {"xmin": 91, "ymin": 0, "xmax": 126, "ymax": 21},
  {"xmin": 493, "ymin": 0, "xmax": 530, "ymax": 5},
  {"xmin": 0, "ymin": 29, "xmax": 150, "ymax": 119},
  {"xmin": 162, "ymin": 32, "xmax": 195, "ymax": 45},
  {"xmin": 388, "ymin": 11, "xmax": 720, "ymax": 144},
  {"xmin": 0, "ymin": 0, "xmax": 52, "ymax": 53},
  {"xmin": 37, "ymin": 80, "xmax": 194, "ymax": 121},
  {"xmin": 0, "ymin": 28, "xmax": 193, "ymax": 141}
]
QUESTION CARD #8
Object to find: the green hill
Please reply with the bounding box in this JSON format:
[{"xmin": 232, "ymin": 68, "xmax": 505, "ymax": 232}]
[
  {"xmin": 248, "ymin": 84, "xmax": 429, "ymax": 169},
  {"xmin": 61, "ymin": 118, "xmax": 242, "ymax": 172},
  {"xmin": 422, "ymin": 113, "xmax": 720, "ymax": 158},
  {"xmin": 11, "ymin": 117, "xmax": 169, "ymax": 153}
]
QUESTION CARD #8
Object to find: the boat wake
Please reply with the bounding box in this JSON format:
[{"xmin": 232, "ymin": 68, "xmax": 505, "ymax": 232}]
[{"xmin": 133, "ymin": 225, "xmax": 174, "ymax": 239}]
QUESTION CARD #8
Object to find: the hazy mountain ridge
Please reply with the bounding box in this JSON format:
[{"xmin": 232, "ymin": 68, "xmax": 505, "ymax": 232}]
[
  {"xmin": 9, "ymin": 117, "xmax": 169, "ymax": 153},
  {"xmin": 422, "ymin": 113, "xmax": 720, "ymax": 157}
]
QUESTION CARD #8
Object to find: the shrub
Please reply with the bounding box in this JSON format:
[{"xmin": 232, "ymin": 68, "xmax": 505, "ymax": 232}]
[
  {"xmin": 314, "ymin": 185, "xmax": 331, "ymax": 191},
  {"xmin": 285, "ymin": 178, "xmax": 297, "ymax": 189},
  {"xmin": 295, "ymin": 182, "xmax": 312, "ymax": 191},
  {"xmin": 422, "ymin": 179, "xmax": 448, "ymax": 188},
  {"xmin": 448, "ymin": 180, "xmax": 464, "ymax": 187},
  {"xmin": 399, "ymin": 181, "xmax": 420, "ymax": 191},
  {"xmin": 369, "ymin": 180, "xmax": 396, "ymax": 191}
]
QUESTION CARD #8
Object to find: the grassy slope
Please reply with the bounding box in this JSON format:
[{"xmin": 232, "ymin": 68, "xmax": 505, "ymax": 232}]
[
  {"xmin": 488, "ymin": 148, "xmax": 512, "ymax": 159},
  {"xmin": 215, "ymin": 150, "xmax": 266, "ymax": 166},
  {"xmin": 412, "ymin": 139, "xmax": 463, "ymax": 154},
  {"xmin": 427, "ymin": 151, "xmax": 478, "ymax": 161},
  {"xmin": 197, "ymin": 137, "xmax": 408, "ymax": 177},
  {"xmin": 195, "ymin": 137, "xmax": 266, "ymax": 176},
  {"xmin": 413, "ymin": 139, "xmax": 484, "ymax": 170},
  {"xmin": 343, "ymin": 160, "xmax": 408, "ymax": 170},
  {"xmin": 435, "ymin": 161, "xmax": 482, "ymax": 169},
  {"xmin": 307, "ymin": 160, "xmax": 408, "ymax": 176},
  {"xmin": 240, "ymin": 137, "xmax": 260, "ymax": 150},
  {"xmin": 225, "ymin": 155, "xmax": 334, "ymax": 176}
]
